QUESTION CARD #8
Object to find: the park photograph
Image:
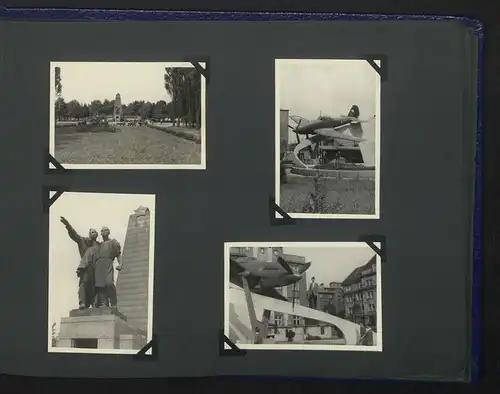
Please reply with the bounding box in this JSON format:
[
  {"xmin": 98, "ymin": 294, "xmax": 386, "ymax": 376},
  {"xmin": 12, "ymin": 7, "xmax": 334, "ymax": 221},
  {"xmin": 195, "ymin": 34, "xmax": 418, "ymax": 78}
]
[{"xmin": 49, "ymin": 61, "xmax": 206, "ymax": 170}]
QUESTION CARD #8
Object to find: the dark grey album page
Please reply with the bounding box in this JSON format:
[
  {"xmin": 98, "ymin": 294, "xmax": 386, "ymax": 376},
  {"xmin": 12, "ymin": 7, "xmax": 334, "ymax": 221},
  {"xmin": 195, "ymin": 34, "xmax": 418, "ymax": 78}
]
[{"xmin": 0, "ymin": 19, "xmax": 476, "ymax": 382}]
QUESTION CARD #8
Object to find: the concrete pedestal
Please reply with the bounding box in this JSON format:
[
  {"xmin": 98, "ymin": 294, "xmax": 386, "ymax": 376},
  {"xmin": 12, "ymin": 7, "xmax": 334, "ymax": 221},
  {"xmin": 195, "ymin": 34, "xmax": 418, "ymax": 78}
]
[{"xmin": 56, "ymin": 307, "xmax": 145, "ymax": 350}]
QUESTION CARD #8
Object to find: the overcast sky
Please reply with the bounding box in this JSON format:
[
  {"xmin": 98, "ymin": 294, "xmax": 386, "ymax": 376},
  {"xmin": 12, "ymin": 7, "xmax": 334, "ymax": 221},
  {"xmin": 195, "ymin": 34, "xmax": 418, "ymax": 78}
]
[
  {"xmin": 277, "ymin": 59, "xmax": 379, "ymax": 142},
  {"xmin": 283, "ymin": 244, "xmax": 375, "ymax": 285},
  {"xmin": 48, "ymin": 192, "xmax": 155, "ymax": 334},
  {"xmin": 53, "ymin": 62, "xmax": 187, "ymax": 105}
]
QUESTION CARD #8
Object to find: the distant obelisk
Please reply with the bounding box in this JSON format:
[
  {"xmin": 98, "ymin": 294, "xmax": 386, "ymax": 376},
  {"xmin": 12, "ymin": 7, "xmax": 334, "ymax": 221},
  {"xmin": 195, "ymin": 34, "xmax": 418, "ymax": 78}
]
[
  {"xmin": 116, "ymin": 206, "xmax": 150, "ymax": 334},
  {"xmin": 113, "ymin": 93, "xmax": 123, "ymax": 122}
]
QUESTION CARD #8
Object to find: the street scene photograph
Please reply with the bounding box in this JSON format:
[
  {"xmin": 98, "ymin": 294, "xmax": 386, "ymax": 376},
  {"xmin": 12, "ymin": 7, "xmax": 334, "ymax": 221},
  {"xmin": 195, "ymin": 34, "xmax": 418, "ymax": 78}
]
[
  {"xmin": 48, "ymin": 191, "xmax": 156, "ymax": 355},
  {"xmin": 224, "ymin": 242, "xmax": 382, "ymax": 351},
  {"xmin": 50, "ymin": 61, "xmax": 206, "ymax": 169},
  {"xmin": 276, "ymin": 59, "xmax": 381, "ymax": 219}
]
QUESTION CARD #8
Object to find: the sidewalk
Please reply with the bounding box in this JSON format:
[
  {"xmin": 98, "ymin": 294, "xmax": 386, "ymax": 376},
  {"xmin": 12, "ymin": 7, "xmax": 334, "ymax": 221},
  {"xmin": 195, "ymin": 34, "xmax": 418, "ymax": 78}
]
[{"xmin": 147, "ymin": 123, "xmax": 201, "ymax": 144}]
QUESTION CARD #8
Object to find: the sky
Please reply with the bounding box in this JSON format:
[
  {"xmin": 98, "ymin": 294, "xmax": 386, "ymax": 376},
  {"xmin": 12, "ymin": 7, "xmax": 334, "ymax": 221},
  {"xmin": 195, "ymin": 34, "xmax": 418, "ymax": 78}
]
[
  {"xmin": 48, "ymin": 192, "xmax": 155, "ymax": 334},
  {"xmin": 277, "ymin": 59, "xmax": 379, "ymax": 143},
  {"xmin": 283, "ymin": 244, "xmax": 376, "ymax": 286},
  {"xmin": 52, "ymin": 62, "xmax": 187, "ymax": 105}
]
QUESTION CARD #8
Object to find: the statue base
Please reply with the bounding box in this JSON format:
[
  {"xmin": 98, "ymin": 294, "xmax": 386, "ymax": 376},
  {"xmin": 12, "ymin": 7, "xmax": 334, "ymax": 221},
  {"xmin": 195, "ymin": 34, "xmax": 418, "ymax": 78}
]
[
  {"xmin": 56, "ymin": 307, "xmax": 146, "ymax": 350},
  {"xmin": 290, "ymin": 165, "xmax": 376, "ymax": 180}
]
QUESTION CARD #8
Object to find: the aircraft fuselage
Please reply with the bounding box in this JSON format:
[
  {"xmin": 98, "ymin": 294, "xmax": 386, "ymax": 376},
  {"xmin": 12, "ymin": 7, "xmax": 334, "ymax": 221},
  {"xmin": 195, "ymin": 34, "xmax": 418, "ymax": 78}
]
[
  {"xmin": 294, "ymin": 117, "xmax": 353, "ymax": 135},
  {"xmin": 259, "ymin": 273, "xmax": 302, "ymax": 288}
]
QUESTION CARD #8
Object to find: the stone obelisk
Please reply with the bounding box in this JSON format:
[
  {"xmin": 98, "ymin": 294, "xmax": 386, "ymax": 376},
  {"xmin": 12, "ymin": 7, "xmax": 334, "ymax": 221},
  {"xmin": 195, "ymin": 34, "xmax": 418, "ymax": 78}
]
[
  {"xmin": 113, "ymin": 93, "xmax": 123, "ymax": 122},
  {"xmin": 115, "ymin": 206, "xmax": 151, "ymax": 335}
]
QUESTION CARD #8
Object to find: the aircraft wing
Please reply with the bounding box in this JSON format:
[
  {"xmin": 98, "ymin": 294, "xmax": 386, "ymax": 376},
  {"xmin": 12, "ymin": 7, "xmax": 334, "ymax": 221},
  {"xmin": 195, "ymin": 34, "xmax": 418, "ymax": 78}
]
[
  {"xmin": 297, "ymin": 261, "xmax": 312, "ymax": 274},
  {"xmin": 234, "ymin": 257, "xmax": 287, "ymax": 273},
  {"xmin": 315, "ymin": 127, "xmax": 366, "ymax": 142},
  {"xmin": 230, "ymin": 257, "xmax": 245, "ymax": 276}
]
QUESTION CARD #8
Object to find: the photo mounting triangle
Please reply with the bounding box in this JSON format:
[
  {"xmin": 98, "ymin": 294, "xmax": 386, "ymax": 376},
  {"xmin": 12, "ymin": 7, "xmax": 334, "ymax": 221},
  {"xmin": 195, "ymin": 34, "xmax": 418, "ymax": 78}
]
[
  {"xmin": 269, "ymin": 196, "xmax": 295, "ymax": 225},
  {"xmin": 133, "ymin": 334, "xmax": 158, "ymax": 360},
  {"xmin": 46, "ymin": 152, "xmax": 68, "ymax": 173},
  {"xmin": 188, "ymin": 59, "xmax": 210, "ymax": 84},
  {"xmin": 364, "ymin": 55, "xmax": 387, "ymax": 82},
  {"xmin": 358, "ymin": 235, "xmax": 386, "ymax": 262},
  {"xmin": 43, "ymin": 186, "xmax": 68, "ymax": 213},
  {"xmin": 219, "ymin": 330, "xmax": 246, "ymax": 356}
]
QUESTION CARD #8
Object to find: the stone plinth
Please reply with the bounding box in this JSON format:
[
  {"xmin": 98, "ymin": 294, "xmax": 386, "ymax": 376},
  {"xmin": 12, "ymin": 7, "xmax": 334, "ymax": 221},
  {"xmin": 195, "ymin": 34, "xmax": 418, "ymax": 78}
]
[
  {"xmin": 56, "ymin": 307, "xmax": 145, "ymax": 350},
  {"xmin": 290, "ymin": 166, "xmax": 376, "ymax": 180},
  {"xmin": 69, "ymin": 306, "xmax": 127, "ymax": 321}
]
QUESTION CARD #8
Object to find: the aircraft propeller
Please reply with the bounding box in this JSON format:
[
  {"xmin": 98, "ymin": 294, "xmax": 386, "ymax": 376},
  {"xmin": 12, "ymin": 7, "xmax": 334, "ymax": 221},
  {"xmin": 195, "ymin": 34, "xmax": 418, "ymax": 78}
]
[{"xmin": 276, "ymin": 256, "xmax": 294, "ymax": 274}]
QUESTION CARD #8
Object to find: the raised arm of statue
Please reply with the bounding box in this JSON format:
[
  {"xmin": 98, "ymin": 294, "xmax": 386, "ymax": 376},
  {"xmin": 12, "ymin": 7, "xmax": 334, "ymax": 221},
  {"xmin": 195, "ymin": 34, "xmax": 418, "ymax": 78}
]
[{"xmin": 60, "ymin": 216, "xmax": 82, "ymax": 244}]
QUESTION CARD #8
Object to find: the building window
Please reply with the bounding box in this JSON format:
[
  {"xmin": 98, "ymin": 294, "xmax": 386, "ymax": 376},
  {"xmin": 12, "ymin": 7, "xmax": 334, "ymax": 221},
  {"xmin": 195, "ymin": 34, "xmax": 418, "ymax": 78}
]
[
  {"xmin": 274, "ymin": 313, "xmax": 283, "ymax": 326},
  {"xmin": 293, "ymin": 315, "xmax": 301, "ymax": 326}
]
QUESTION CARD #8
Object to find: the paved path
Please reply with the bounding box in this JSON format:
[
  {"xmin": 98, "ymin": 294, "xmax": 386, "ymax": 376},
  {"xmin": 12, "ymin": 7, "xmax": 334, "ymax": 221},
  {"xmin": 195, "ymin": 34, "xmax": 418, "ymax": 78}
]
[
  {"xmin": 148, "ymin": 123, "xmax": 201, "ymax": 143},
  {"xmin": 55, "ymin": 125, "xmax": 201, "ymax": 165}
]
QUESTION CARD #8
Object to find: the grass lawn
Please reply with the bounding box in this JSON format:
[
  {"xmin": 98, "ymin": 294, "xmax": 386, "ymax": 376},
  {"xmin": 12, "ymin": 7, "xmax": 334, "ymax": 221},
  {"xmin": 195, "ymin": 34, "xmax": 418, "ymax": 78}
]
[
  {"xmin": 54, "ymin": 125, "xmax": 201, "ymax": 165},
  {"xmin": 280, "ymin": 174, "xmax": 375, "ymax": 215}
]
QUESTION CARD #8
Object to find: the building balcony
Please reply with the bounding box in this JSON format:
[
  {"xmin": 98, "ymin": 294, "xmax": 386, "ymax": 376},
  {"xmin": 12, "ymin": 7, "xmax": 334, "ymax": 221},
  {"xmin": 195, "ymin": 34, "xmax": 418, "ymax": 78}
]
[
  {"xmin": 342, "ymin": 286, "xmax": 364, "ymax": 295},
  {"xmin": 360, "ymin": 282, "xmax": 376, "ymax": 290},
  {"xmin": 363, "ymin": 310, "xmax": 377, "ymax": 316},
  {"xmin": 361, "ymin": 269, "xmax": 376, "ymax": 277}
]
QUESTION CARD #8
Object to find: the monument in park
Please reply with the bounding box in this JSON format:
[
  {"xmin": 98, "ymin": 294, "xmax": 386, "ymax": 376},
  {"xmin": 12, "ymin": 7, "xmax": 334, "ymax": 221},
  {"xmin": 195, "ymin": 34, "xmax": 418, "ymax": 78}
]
[
  {"xmin": 55, "ymin": 206, "xmax": 151, "ymax": 351},
  {"xmin": 113, "ymin": 93, "xmax": 123, "ymax": 122}
]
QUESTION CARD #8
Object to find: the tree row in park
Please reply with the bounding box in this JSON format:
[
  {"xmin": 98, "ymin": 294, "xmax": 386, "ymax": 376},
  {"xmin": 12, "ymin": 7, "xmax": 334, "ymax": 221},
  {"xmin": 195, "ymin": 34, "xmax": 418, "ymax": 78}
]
[
  {"xmin": 54, "ymin": 97, "xmax": 171, "ymax": 122},
  {"xmin": 164, "ymin": 67, "xmax": 202, "ymax": 129},
  {"xmin": 54, "ymin": 66, "xmax": 202, "ymax": 129}
]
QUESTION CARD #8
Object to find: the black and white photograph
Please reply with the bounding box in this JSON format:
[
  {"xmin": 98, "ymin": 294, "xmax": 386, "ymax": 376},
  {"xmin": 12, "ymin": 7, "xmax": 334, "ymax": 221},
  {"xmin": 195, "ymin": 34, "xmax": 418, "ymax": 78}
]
[
  {"xmin": 50, "ymin": 62, "xmax": 206, "ymax": 170},
  {"xmin": 276, "ymin": 59, "xmax": 381, "ymax": 219},
  {"xmin": 48, "ymin": 192, "xmax": 156, "ymax": 355},
  {"xmin": 224, "ymin": 242, "xmax": 382, "ymax": 351}
]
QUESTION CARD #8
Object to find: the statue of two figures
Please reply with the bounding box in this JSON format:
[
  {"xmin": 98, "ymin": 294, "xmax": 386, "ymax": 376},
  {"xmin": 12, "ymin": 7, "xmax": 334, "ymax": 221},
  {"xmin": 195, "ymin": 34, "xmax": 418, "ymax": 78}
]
[{"xmin": 60, "ymin": 216, "xmax": 123, "ymax": 310}]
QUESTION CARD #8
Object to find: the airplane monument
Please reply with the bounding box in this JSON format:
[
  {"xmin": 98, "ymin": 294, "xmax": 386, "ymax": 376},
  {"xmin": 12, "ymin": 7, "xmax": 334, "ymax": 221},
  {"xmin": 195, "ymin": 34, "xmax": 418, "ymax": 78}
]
[
  {"xmin": 280, "ymin": 105, "xmax": 376, "ymax": 179},
  {"xmin": 227, "ymin": 247, "xmax": 377, "ymax": 346}
]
